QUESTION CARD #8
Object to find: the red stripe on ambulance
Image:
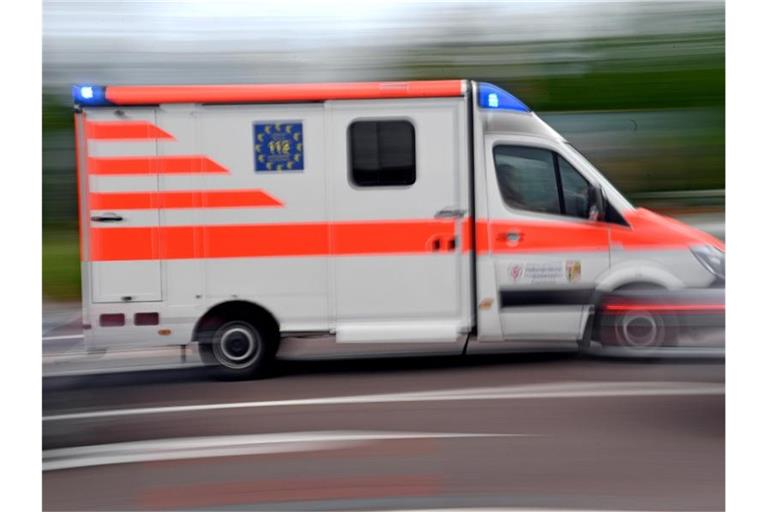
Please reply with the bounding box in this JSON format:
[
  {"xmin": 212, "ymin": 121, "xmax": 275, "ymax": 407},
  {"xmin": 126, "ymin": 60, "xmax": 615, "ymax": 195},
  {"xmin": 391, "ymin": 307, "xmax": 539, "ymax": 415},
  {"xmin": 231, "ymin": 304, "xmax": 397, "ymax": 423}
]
[
  {"xmin": 89, "ymin": 190, "xmax": 283, "ymax": 210},
  {"xmin": 484, "ymin": 219, "xmax": 609, "ymax": 253},
  {"xmin": 603, "ymin": 303, "xmax": 725, "ymax": 313},
  {"xmin": 89, "ymin": 217, "xmax": 701, "ymax": 262},
  {"xmin": 104, "ymin": 80, "xmax": 465, "ymax": 106},
  {"xmin": 85, "ymin": 120, "xmax": 174, "ymax": 140},
  {"xmin": 87, "ymin": 155, "xmax": 228, "ymax": 175},
  {"xmin": 90, "ymin": 220, "xmax": 459, "ymax": 261}
]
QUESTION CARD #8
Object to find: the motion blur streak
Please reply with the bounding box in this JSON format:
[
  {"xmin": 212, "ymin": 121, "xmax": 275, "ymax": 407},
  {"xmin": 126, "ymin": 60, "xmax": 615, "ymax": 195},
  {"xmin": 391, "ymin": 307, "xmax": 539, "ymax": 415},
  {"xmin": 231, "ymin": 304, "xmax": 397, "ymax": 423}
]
[
  {"xmin": 603, "ymin": 303, "xmax": 725, "ymax": 312},
  {"xmin": 44, "ymin": 431, "xmax": 518, "ymax": 471},
  {"xmin": 43, "ymin": 380, "xmax": 723, "ymax": 422}
]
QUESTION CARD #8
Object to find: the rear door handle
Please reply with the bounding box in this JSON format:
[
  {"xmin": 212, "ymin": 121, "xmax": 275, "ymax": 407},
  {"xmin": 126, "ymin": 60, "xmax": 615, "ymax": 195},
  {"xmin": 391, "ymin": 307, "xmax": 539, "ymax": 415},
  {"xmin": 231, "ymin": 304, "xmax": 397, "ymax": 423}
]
[{"xmin": 91, "ymin": 212, "xmax": 124, "ymax": 223}]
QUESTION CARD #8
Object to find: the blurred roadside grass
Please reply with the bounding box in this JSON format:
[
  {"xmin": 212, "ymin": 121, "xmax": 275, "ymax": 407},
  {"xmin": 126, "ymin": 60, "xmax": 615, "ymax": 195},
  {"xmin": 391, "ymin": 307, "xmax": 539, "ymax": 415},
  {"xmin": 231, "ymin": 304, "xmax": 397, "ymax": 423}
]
[{"xmin": 43, "ymin": 226, "xmax": 80, "ymax": 301}]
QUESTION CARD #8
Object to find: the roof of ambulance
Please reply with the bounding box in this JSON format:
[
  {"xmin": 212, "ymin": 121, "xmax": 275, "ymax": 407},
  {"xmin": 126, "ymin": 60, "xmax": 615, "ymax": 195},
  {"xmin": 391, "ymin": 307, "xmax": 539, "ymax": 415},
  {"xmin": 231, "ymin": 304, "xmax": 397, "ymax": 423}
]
[{"xmin": 71, "ymin": 80, "xmax": 531, "ymax": 113}]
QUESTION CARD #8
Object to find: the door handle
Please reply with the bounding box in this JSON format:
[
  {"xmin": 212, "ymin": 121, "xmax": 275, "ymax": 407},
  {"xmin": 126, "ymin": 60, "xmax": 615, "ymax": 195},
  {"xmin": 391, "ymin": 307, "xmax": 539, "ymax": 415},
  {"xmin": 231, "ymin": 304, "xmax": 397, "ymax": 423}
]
[
  {"xmin": 434, "ymin": 207, "xmax": 466, "ymax": 219},
  {"xmin": 497, "ymin": 230, "xmax": 522, "ymax": 245},
  {"xmin": 91, "ymin": 212, "xmax": 124, "ymax": 223},
  {"xmin": 430, "ymin": 235, "xmax": 457, "ymax": 252}
]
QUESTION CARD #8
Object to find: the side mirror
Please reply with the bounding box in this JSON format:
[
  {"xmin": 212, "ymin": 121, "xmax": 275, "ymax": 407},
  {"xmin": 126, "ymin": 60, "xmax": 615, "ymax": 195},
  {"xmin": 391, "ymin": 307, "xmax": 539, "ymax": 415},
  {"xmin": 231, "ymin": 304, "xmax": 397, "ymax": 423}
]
[{"xmin": 587, "ymin": 185, "xmax": 606, "ymax": 222}]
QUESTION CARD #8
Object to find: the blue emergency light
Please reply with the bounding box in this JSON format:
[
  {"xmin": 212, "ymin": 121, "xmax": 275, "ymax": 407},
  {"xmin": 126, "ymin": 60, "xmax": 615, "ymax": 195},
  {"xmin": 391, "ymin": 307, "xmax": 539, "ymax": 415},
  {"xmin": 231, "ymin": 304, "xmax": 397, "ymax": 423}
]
[
  {"xmin": 72, "ymin": 84, "xmax": 112, "ymax": 106},
  {"xmin": 477, "ymin": 82, "xmax": 530, "ymax": 112}
]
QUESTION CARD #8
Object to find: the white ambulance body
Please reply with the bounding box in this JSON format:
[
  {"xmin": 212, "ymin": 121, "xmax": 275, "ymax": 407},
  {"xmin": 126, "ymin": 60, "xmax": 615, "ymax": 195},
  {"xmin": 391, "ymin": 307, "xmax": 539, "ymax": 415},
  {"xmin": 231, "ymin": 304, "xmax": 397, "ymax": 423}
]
[{"xmin": 72, "ymin": 80, "xmax": 724, "ymax": 377}]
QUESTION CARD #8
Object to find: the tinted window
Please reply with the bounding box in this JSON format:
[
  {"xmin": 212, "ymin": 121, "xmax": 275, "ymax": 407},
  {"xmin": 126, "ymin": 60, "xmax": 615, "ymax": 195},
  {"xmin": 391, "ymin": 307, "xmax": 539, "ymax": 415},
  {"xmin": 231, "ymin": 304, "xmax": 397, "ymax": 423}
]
[
  {"xmin": 349, "ymin": 120, "xmax": 415, "ymax": 187},
  {"xmin": 558, "ymin": 156, "xmax": 590, "ymax": 218},
  {"xmin": 493, "ymin": 146, "xmax": 560, "ymax": 215}
]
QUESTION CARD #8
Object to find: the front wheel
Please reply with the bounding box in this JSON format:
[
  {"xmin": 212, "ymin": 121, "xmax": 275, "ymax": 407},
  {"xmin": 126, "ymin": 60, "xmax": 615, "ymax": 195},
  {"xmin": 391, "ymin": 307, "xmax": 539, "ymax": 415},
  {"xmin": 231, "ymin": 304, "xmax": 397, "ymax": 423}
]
[
  {"xmin": 199, "ymin": 320, "xmax": 274, "ymax": 379},
  {"xmin": 597, "ymin": 307, "xmax": 678, "ymax": 351}
]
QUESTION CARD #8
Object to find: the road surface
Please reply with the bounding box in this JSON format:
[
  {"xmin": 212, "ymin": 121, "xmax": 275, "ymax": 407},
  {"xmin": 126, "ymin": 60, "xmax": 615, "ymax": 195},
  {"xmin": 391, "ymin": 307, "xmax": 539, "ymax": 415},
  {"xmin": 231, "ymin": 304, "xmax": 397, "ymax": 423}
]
[{"xmin": 43, "ymin": 354, "xmax": 724, "ymax": 511}]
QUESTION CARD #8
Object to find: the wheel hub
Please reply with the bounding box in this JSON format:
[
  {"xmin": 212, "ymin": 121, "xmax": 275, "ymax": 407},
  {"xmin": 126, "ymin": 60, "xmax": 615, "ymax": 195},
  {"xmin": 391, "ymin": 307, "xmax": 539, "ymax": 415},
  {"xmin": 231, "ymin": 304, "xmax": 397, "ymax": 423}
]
[
  {"xmin": 618, "ymin": 311, "xmax": 660, "ymax": 347},
  {"xmin": 219, "ymin": 327, "xmax": 256, "ymax": 363}
]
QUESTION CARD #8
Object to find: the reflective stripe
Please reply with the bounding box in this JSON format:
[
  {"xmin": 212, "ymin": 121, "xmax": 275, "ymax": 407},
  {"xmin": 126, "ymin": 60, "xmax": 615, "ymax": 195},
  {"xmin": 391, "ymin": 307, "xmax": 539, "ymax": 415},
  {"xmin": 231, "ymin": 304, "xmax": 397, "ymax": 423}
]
[
  {"xmin": 616, "ymin": 208, "xmax": 724, "ymax": 251},
  {"xmin": 478, "ymin": 219, "xmax": 608, "ymax": 253},
  {"xmin": 104, "ymin": 80, "xmax": 465, "ymax": 105},
  {"xmin": 89, "ymin": 190, "xmax": 283, "ymax": 210},
  {"xmin": 85, "ymin": 121, "xmax": 174, "ymax": 140},
  {"xmin": 603, "ymin": 304, "xmax": 725, "ymax": 312},
  {"xmin": 90, "ymin": 220, "xmax": 457, "ymax": 261},
  {"xmin": 89, "ymin": 217, "xmax": 697, "ymax": 261},
  {"xmin": 475, "ymin": 217, "xmax": 694, "ymax": 253},
  {"xmin": 87, "ymin": 156, "xmax": 228, "ymax": 175},
  {"xmin": 334, "ymin": 220, "xmax": 455, "ymax": 256}
]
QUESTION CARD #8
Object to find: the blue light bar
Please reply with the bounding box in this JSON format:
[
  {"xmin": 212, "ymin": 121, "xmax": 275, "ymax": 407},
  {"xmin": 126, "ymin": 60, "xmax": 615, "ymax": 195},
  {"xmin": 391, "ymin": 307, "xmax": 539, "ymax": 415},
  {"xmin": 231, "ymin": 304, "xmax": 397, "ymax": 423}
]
[
  {"xmin": 477, "ymin": 82, "xmax": 530, "ymax": 112},
  {"xmin": 72, "ymin": 84, "xmax": 112, "ymax": 106}
]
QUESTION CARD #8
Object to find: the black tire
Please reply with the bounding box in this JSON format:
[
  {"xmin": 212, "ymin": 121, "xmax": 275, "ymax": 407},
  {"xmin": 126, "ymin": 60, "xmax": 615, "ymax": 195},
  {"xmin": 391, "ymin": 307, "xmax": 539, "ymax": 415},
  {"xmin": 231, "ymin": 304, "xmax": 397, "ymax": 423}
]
[
  {"xmin": 598, "ymin": 308, "xmax": 677, "ymax": 350},
  {"xmin": 199, "ymin": 319, "xmax": 275, "ymax": 380},
  {"xmin": 594, "ymin": 283, "xmax": 680, "ymax": 352}
]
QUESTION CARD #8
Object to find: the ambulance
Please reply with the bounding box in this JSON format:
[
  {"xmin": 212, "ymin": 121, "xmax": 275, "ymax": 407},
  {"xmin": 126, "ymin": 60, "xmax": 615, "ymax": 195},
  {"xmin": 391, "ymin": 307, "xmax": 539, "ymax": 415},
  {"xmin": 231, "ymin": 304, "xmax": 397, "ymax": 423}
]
[{"xmin": 72, "ymin": 79, "xmax": 725, "ymax": 377}]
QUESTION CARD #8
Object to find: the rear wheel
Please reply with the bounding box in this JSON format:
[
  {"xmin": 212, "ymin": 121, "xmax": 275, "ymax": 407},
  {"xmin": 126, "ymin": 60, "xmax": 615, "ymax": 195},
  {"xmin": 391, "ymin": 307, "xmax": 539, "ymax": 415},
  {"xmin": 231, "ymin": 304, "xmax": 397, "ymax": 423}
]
[{"xmin": 199, "ymin": 319, "xmax": 275, "ymax": 380}]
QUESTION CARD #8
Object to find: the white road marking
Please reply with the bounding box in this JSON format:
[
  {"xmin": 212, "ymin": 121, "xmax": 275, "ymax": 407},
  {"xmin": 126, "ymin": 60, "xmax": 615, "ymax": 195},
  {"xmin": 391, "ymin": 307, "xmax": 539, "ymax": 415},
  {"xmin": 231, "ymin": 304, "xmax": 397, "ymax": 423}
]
[
  {"xmin": 43, "ymin": 363, "xmax": 193, "ymax": 377},
  {"xmin": 43, "ymin": 334, "xmax": 84, "ymax": 341},
  {"xmin": 43, "ymin": 430, "xmax": 518, "ymax": 471},
  {"xmin": 43, "ymin": 380, "xmax": 723, "ymax": 422}
]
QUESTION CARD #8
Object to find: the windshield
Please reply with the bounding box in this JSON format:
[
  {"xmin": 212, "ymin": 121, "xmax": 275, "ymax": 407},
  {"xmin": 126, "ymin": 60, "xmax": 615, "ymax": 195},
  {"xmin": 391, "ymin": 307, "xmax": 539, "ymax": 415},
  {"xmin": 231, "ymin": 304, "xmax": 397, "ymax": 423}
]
[{"xmin": 564, "ymin": 142, "xmax": 634, "ymax": 211}]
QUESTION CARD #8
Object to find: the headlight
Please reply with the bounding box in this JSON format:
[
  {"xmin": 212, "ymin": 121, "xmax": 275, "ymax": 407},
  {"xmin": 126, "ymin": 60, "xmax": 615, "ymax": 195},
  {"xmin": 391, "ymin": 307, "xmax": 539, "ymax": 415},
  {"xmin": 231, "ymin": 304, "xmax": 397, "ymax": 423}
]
[{"xmin": 691, "ymin": 245, "xmax": 725, "ymax": 279}]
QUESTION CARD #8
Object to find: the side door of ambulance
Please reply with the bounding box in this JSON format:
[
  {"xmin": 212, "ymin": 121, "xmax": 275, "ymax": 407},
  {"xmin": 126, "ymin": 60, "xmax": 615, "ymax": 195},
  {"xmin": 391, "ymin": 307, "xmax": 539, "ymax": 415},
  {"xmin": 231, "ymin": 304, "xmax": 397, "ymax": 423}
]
[
  {"xmin": 482, "ymin": 137, "xmax": 610, "ymax": 341},
  {"xmin": 195, "ymin": 104, "xmax": 330, "ymax": 333},
  {"xmin": 326, "ymin": 98, "xmax": 472, "ymax": 344},
  {"xmin": 84, "ymin": 108, "xmax": 164, "ymax": 304}
]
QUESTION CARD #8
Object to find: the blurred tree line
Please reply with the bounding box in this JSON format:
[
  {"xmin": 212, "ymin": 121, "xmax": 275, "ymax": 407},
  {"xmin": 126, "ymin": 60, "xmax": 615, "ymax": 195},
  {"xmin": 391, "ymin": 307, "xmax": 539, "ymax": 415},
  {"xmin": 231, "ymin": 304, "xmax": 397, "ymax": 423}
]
[{"xmin": 396, "ymin": 34, "xmax": 724, "ymax": 112}]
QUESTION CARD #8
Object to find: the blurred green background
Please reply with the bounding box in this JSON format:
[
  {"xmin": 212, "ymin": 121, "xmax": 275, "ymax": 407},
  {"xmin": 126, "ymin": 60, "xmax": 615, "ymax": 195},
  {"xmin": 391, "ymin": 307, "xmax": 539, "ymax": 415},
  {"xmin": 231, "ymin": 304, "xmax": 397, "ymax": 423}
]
[{"xmin": 43, "ymin": 0, "xmax": 724, "ymax": 301}]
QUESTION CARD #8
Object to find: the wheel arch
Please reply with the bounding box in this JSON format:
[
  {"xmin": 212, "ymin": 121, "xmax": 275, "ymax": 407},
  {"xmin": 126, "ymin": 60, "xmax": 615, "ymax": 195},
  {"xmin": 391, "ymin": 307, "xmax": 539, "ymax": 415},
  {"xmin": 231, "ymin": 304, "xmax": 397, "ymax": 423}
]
[
  {"xmin": 192, "ymin": 300, "xmax": 280, "ymax": 344},
  {"xmin": 595, "ymin": 262, "xmax": 685, "ymax": 293},
  {"xmin": 581, "ymin": 268, "xmax": 678, "ymax": 350},
  {"xmin": 587, "ymin": 274, "xmax": 681, "ymax": 350}
]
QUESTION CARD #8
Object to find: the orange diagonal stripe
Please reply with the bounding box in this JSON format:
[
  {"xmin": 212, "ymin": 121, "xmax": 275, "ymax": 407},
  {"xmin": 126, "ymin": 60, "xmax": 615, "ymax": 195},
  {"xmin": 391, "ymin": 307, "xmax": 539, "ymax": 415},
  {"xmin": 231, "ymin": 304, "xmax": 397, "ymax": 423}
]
[
  {"xmin": 87, "ymin": 156, "xmax": 228, "ymax": 175},
  {"xmin": 89, "ymin": 190, "xmax": 283, "ymax": 210},
  {"xmin": 85, "ymin": 121, "xmax": 174, "ymax": 140}
]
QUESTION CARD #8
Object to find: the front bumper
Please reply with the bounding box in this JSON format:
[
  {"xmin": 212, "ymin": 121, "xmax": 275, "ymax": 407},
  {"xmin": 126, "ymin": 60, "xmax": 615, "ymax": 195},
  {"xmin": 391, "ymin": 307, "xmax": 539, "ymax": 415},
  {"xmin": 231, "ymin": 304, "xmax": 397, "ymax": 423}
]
[
  {"xmin": 589, "ymin": 287, "xmax": 725, "ymax": 355},
  {"xmin": 598, "ymin": 287, "xmax": 725, "ymax": 329}
]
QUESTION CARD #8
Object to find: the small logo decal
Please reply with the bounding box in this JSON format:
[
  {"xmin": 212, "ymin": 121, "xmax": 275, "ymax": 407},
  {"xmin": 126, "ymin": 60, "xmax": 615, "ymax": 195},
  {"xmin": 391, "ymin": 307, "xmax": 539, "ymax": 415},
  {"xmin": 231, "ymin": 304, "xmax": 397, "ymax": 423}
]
[
  {"xmin": 566, "ymin": 260, "xmax": 582, "ymax": 283},
  {"xmin": 510, "ymin": 265, "xmax": 524, "ymax": 281}
]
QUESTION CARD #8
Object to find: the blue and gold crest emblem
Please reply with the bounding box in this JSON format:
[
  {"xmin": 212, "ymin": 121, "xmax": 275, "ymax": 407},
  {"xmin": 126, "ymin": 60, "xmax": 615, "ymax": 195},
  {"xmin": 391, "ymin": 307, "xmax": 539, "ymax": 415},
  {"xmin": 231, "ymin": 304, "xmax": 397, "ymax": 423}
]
[{"xmin": 253, "ymin": 121, "xmax": 304, "ymax": 172}]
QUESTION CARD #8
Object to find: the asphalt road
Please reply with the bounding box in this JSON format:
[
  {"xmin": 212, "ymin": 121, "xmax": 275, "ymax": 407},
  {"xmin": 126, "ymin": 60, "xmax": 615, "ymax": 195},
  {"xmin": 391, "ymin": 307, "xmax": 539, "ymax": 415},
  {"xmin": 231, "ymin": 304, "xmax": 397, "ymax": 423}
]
[{"xmin": 42, "ymin": 354, "xmax": 724, "ymax": 511}]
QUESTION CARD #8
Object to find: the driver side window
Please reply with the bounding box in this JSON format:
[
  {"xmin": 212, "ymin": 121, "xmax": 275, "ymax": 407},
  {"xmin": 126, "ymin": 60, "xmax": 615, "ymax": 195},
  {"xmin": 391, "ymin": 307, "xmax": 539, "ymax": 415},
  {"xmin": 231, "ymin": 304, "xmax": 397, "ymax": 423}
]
[
  {"xmin": 493, "ymin": 146, "xmax": 560, "ymax": 216},
  {"xmin": 558, "ymin": 156, "xmax": 590, "ymax": 218},
  {"xmin": 493, "ymin": 145, "xmax": 591, "ymax": 220}
]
